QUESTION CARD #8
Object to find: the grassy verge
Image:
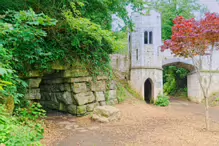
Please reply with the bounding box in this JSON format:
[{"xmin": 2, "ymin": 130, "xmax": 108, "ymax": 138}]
[{"xmin": 113, "ymin": 72, "xmax": 143, "ymax": 103}]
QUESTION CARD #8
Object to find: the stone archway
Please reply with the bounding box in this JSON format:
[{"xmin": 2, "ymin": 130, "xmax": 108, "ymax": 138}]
[
  {"xmin": 162, "ymin": 59, "xmax": 195, "ymax": 72},
  {"xmin": 144, "ymin": 78, "xmax": 153, "ymax": 103},
  {"xmin": 25, "ymin": 68, "xmax": 118, "ymax": 116},
  {"xmin": 162, "ymin": 60, "xmax": 195, "ymax": 100}
]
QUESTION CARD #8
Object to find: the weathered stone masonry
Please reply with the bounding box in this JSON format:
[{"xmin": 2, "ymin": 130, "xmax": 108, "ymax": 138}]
[{"xmin": 24, "ymin": 68, "xmax": 117, "ymax": 116}]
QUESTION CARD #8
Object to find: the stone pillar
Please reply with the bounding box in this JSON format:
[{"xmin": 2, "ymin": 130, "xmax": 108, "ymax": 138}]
[
  {"xmin": 187, "ymin": 72, "xmax": 203, "ymax": 103},
  {"xmin": 24, "ymin": 71, "xmax": 43, "ymax": 100}
]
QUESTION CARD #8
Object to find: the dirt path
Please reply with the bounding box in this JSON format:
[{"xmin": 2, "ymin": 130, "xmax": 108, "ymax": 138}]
[
  {"xmin": 42, "ymin": 98, "xmax": 219, "ymax": 146},
  {"xmin": 170, "ymin": 98, "xmax": 219, "ymax": 122}
]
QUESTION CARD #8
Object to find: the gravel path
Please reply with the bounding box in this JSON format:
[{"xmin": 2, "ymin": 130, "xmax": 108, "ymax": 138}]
[{"xmin": 42, "ymin": 98, "xmax": 219, "ymax": 146}]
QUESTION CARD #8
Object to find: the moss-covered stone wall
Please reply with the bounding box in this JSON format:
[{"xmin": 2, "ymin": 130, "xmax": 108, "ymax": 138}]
[{"xmin": 24, "ymin": 68, "xmax": 117, "ymax": 116}]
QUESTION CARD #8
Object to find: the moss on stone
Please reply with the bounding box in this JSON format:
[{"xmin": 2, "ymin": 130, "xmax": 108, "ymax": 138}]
[
  {"xmin": 77, "ymin": 105, "xmax": 86, "ymax": 115},
  {"xmin": 59, "ymin": 102, "xmax": 67, "ymax": 112}
]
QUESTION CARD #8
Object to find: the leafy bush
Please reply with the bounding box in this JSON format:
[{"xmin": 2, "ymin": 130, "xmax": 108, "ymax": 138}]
[
  {"xmin": 0, "ymin": 104, "xmax": 45, "ymax": 145},
  {"xmin": 113, "ymin": 31, "xmax": 129, "ymax": 55},
  {"xmin": 0, "ymin": 1, "xmax": 146, "ymax": 78},
  {"xmin": 15, "ymin": 102, "xmax": 46, "ymax": 122},
  {"xmin": 0, "ymin": 43, "xmax": 28, "ymax": 107},
  {"xmin": 1, "ymin": 9, "xmax": 57, "ymax": 74},
  {"xmin": 155, "ymin": 95, "xmax": 170, "ymax": 107},
  {"xmin": 0, "ymin": 9, "xmax": 53, "ymax": 107},
  {"xmin": 163, "ymin": 66, "xmax": 189, "ymax": 96},
  {"xmin": 0, "ymin": 6, "xmax": 116, "ymax": 78}
]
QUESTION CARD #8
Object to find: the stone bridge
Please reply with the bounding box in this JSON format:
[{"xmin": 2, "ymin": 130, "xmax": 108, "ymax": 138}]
[
  {"xmin": 162, "ymin": 58, "xmax": 194, "ymax": 71},
  {"xmin": 111, "ymin": 48, "xmax": 219, "ymax": 103},
  {"xmin": 161, "ymin": 50, "xmax": 195, "ymax": 71}
]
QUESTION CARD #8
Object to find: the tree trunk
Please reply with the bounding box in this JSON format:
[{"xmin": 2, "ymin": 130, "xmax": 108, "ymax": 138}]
[{"xmin": 205, "ymin": 96, "xmax": 210, "ymax": 130}]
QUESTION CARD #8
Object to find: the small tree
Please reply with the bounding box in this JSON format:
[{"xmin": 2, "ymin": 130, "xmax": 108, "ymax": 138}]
[{"xmin": 161, "ymin": 13, "xmax": 219, "ymax": 130}]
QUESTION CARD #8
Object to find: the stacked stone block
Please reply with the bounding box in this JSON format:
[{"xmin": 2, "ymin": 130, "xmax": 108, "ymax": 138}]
[
  {"xmin": 25, "ymin": 78, "xmax": 42, "ymax": 100},
  {"xmin": 24, "ymin": 69, "xmax": 117, "ymax": 116}
]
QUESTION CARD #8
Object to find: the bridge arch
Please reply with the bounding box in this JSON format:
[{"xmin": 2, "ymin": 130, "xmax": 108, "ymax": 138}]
[
  {"xmin": 162, "ymin": 58, "xmax": 196, "ymax": 98},
  {"xmin": 162, "ymin": 58, "xmax": 195, "ymax": 72}
]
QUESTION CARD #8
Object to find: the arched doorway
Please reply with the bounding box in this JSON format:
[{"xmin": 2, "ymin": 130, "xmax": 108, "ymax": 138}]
[
  {"xmin": 162, "ymin": 61, "xmax": 195, "ymax": 100},
  {"xmin": 144, "ymin": 78, "xmax": 153, "ymax": 103}
]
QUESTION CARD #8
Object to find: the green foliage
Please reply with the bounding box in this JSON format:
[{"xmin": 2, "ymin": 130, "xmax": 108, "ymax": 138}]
[
  {"xmin": 0, "ymin": 0, "xmax": 146, "ymax": 64},
  {"xmin": 105, "ymin": 90, "xmax": 110, "ymax": 104},
  {"xmin": 0, "ymin": 104, "xmax": 44, "ymax": 145},
  {"xmin": 0, "ymin": 1, "xmax": 145, "ymax": 78},
  {"xmin": 1, "ymin": 9, "xmax": 57, "ymax": 74},
  {"xmin": 62, "ymin": 8, "xmax": 117, "ymax": 76},
  {"xmin": 113, "ymin": 73, "xmax": 142, "ymax": 100},
  {"xmin": 0, "ymin": 0, "xmax": 146, "ymax": 31},
  {"xmin": 155, "ymin": 94, "xmax": 170, "ymax": 107},
  {"xmin": 0, "ymin": 44, "xmax": 27, "ymax": 106},
  {"xmin": 64, "ymin": 10, "xmax": 115, "ymax": 45},
  {"xmin": 124, "ymin": 83, "xmax": 142, "ymax": 100},
  {"xmin": 163, "ymin": 66, "xmax": 189, "ymax": 96},
  {"xmin": 0, "ymin": 4, "xmax": 119, "ymax": 78},
  {"xmin": 117, "ymin": 83, "xmax": 129, "ymax": 103},
  {"xmin": 76, "ymin": 0, "xmax": 128, "ymax": 30},
  {"xmin": 0, "ymin": 8, "xmax": 58, "ymax": 111},
  {"xmin": 0, "ymin": 80, "xmax": 12, "ymax": 91},
  {"xmin": 113, "ymin": 31, "xmax": 129, "ymax": 55},
  {"xmin": 0, "ymin": 45, "xmax": 13, "ymax": 91},
  {"xmin": 15, "ymin": 102, "xmax": 46, "ymax": 122},
  {"xmin": 146, "ymin": 0, "xmax": 206, "ymax": 40}
]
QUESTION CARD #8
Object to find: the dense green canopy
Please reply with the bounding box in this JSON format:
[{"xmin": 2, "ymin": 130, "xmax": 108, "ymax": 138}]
[{"xmin": 146, "ymin": 0, "xmax": 206, "ymax": 40}]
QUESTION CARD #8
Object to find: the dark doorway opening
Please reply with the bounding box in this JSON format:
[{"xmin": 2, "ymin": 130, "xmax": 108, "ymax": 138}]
[{"xmin": 144, "ymin": 78, "xmax": 152, "ymax": 103}]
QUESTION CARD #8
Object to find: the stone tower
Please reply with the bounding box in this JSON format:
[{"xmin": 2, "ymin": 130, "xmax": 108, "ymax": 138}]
[{"xmin": 129, "ymin": 10, "xmax": 163, "ymax": 102}]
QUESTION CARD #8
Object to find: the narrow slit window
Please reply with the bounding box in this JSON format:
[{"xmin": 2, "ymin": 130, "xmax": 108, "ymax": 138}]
[
  {"xmin": 136, "ymin": 49, "xmax": 138, "ymax": 60},
  {"xmin": 149, "ymin": 31, "xmax": 153, "ymax": 44},
  {"xmin": 144, "ymin": 31, "xmax": 148, "ymax": 44}
]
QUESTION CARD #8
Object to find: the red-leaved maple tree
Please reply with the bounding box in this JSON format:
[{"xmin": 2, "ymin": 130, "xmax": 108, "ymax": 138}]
[{"xmin": 161, "ymin": 13, "xmax": 219, "ymax": 130}]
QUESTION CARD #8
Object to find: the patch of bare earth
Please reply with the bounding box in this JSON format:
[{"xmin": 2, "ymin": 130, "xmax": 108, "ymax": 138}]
[
  {"xmin": 41, "ymin": 117, "xmax": 68, "ymax": 145},
  {"xmin": 42, "ymin": 98, "xmax": 219, "ymax": 146}
]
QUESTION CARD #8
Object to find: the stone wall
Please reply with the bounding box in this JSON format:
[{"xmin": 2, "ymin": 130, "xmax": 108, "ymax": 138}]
[
  {"xmin": 188, "ymin": 71, "xmax": 219, "ymax": 103},
  {"xmin": 110, "ymin": 54, "xmax": 130, "ymax": 80},
  {"xmin": 130, "ymin": 68, "xmax": 163, "ymax": 101},
  {"xmin": 24, "ymin": 69, "xmax": 117, "ymax": 116}
]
